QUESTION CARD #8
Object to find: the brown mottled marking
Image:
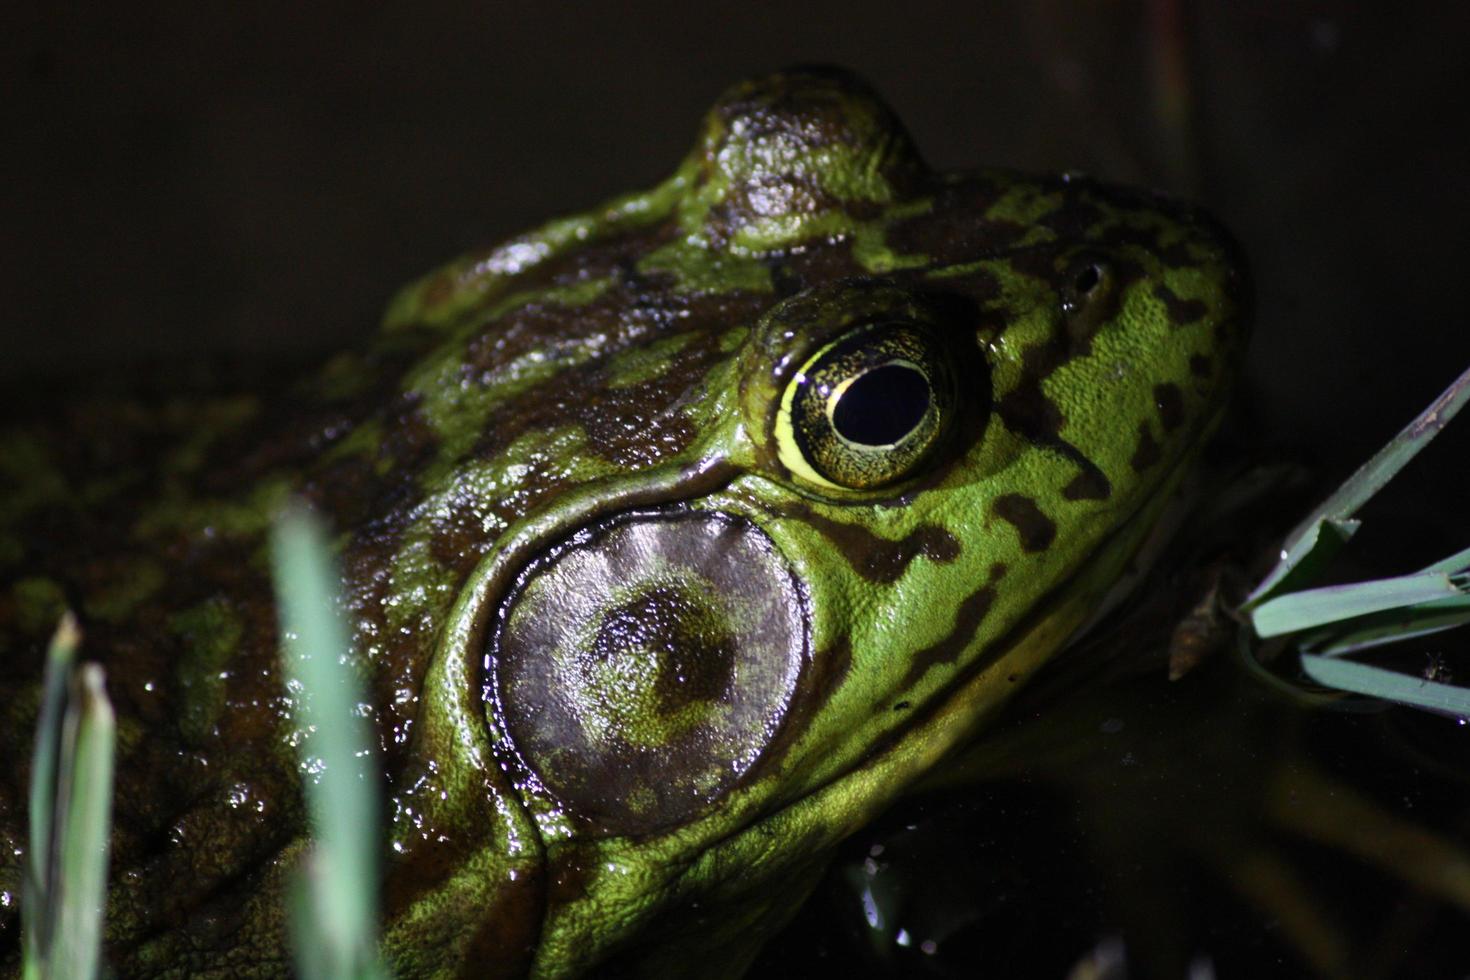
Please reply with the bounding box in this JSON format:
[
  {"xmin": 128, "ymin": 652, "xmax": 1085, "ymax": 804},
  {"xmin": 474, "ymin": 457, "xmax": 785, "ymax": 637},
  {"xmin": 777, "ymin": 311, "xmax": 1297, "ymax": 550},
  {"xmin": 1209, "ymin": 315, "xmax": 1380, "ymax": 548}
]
[
  {"xmin": 583, "ymin": 395, "xmax": 698, "ymax": 468},
  {"xmin": 1062, "ymin": 466, "xmax": 1112, "ymax": 501},
  {"xmin": 455, "ymin": 868, "xmax": 545, "ymax": 979},
  {"xmin": 468, "ymin": 289, "xmax": 769, "ymax": 473},
  {"xmin": 995, "ymin": 330, "xmax": 1113, "ymax": 504},
  {"xmin": 776, "ymin": 503, "xmax": 961, "ymax": 584},
  {"xmin": 530, "ymin": 224, "xmax": 680, "ymax": 292},
  {"xmin": 764, "ymin": 236, "xmax": 864, "ymax": 296},
  {"xmin": 811, "ymin": 635, "xmax": 854, "ymax": 704},
  {"xmin": 1112, "ymin": 230, "xmax": 1198, "ymax": 268},
  {"xmin": 756, "ymin": 633, "xmax": 852, "ymax": 774},
  {"xmin": 1189, "ymin": 353, "xmax": 1213, "ymax": 379},
  {"xmin": 589, "ymin": 586, "xmax": 738, "ymax": 712},
  {"xmin": 885, "ymin": 175, "xmax": 1027, "ymax": 258},
  {"xmin": 548, "ymin": 849, "xmax": 596, "ymax": 905},
  {"xmin": 1153, "ymin": 283, "xmax": 1207, "ymax": 325},
  {"xmin": 382, "ymin": 816, "xmax": 486, "ymax": 918},
  {"xmin": 991, "ymin": 493, "xmax": 1057, "ymax": 554},
  {"xmin": 996, "ymin": 374, "xmax": 1065, "ymax": 443},
  {"xmin": 1038, "ymin": 196, "xmax": 1105, "ymax": 240},
  {"xmin": 1153, "ymin": 382, "xmax": 1185, "ymax": 432},
  {"xmin": 695, "ymin": 68, "xmax": 922, "ymax": 249},
  {"xmin": 904, "ymin": 562, "xmax": 1007, "ymax": 684},
  {"xmin": 1130, "ymin": 420, "xmax": 1162, "ymax": 472}
]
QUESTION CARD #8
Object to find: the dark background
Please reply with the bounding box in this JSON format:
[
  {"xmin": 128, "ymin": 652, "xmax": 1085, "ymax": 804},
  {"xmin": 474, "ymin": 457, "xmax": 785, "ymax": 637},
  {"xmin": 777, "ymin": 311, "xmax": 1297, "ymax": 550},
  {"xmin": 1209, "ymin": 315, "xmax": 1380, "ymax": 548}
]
[{"xmin": 6, "ymin": 1, "xmax": 1470, "ymax": 491}]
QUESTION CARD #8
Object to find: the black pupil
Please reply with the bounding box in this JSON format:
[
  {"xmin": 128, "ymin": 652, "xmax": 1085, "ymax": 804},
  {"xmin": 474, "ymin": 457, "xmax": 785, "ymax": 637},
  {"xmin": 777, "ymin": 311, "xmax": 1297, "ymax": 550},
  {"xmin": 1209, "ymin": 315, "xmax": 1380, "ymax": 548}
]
[{"xmin": 830, "ymin": 363, "xmax": 931, "ymax": 446}]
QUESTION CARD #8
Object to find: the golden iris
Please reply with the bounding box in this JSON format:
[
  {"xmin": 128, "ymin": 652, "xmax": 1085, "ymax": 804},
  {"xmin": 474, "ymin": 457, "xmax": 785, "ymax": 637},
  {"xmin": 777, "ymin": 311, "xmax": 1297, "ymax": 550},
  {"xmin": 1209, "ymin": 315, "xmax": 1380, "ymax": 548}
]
[{"xmin": 775, "ymin": 321, "xmax": 957, "ymax": 491}]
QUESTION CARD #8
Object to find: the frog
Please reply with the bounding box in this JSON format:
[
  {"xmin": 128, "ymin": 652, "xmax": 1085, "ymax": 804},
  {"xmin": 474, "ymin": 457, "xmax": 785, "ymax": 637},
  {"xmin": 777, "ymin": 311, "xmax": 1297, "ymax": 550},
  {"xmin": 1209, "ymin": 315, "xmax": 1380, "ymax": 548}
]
[{"xmin": 0, "ymin": 66, "xmax": 1247, "ymax": 977}]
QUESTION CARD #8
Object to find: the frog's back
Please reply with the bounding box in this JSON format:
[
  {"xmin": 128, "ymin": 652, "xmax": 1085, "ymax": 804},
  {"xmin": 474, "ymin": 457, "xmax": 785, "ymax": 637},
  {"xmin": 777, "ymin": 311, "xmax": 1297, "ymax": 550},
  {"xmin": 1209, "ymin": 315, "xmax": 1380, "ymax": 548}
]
[{"xmin": 0, "ymin": 385, "xmax": 296, "ymax": 972}]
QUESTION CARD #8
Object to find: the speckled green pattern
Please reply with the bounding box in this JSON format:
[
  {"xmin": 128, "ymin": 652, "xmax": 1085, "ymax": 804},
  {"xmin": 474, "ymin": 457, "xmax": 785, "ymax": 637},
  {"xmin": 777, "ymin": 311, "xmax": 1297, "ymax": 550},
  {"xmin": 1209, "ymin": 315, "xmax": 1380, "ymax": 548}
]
[{"xmin": 0, "ymin": 67, "xmax": 1246, "ymax": 978}]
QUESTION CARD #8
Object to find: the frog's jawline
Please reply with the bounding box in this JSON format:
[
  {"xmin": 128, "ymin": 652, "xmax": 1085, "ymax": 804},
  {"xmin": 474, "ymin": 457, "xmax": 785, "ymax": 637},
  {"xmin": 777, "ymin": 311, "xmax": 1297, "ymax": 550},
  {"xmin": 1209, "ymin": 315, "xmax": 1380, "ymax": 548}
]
[
  {"xmin": 700, "ymin": 413, "xmax": 1217, "ymax": 860},
  {"xmin": 464, "ymin": 399, "xmax": 1214, "ymax": 852}
]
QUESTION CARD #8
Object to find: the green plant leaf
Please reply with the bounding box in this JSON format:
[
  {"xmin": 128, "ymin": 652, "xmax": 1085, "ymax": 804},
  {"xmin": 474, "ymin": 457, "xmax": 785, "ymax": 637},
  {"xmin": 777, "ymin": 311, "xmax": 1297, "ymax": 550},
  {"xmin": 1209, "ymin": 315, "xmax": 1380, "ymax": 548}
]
[
  {"xmin": 1301, "ymin": 596, "xmax": 1470, "ymax": 657},
  {"xmin": 271, "ymin": 504, "xmax": 388, "ymax": 980},
  {"xmin": 23, "ymin": 614, "xmax": 79, "ymax": 978},
  {"xmin": 1300, "ymin": 654, "xmax": 1470, "ymax": 718},
  {"xmin": 23, "ymin": 616, "xmax": 115, "ymax": 980},
  {"xmin": 50, "ymin": 665, "xmax": 115, "ymax": 980},
  {"xmin": 1252, "ymin": 570, "xmax": 1470, "ymax": 638},
  {"xmin": 1245, "ymin": 364, "xmax": 1470, "ymax": 609}
]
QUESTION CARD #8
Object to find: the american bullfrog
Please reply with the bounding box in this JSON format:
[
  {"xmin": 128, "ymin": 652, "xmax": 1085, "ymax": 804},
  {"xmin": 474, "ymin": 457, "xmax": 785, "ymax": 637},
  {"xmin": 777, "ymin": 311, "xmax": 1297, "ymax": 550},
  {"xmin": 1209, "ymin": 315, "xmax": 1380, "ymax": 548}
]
[{"xmin": 0, "ymin": 67, "xmax": 1247, "ymax": 977}]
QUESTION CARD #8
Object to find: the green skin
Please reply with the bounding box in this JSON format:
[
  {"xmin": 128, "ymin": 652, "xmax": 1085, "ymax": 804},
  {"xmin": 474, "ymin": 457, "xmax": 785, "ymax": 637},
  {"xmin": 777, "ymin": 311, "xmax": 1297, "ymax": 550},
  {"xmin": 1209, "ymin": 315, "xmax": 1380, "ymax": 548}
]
[{"xmin": 0, "ymin": 68, "xmax": 1247, "ymax": 977}]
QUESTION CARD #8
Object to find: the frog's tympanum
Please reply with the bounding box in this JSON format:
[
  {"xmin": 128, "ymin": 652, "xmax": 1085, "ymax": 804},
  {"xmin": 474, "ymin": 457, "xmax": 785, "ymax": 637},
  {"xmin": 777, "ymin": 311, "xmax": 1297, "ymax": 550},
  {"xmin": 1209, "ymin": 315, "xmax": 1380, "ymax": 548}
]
[{"xmin": 0, "ymin": 68, "xmax": 1247, "ymax": 977}]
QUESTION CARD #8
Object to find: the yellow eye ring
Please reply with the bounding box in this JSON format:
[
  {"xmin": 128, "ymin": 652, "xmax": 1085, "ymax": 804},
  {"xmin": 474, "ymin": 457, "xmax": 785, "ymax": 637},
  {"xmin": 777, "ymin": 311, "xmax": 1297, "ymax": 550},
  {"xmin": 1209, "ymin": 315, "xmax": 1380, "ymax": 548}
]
[{"xmin": 774, "ymin": 321, "xmax": 957, "ymax": 491}]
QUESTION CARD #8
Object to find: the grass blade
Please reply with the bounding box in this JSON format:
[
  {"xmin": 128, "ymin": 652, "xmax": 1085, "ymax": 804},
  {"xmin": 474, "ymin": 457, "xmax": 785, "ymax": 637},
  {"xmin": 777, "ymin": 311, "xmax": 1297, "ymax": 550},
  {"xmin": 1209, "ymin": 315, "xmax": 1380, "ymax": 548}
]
[
  {"xmin": 1300, "ymin": 654, "xmax": 1470, "ymax": 718},
  {"xmin": 1252, "ymin": 570, "xmax": 1470, "ymax": 638},
  {"xmin": 1238, "ymin": 362, "xmax": 1470, "ymax": 720},
  {"xmin": 1245, "ymin": 517, "xmax": 1360, "ymax": 613},
  {"xmin": 50, "ymin": 665, "xmax": 115, "ymax": 980},
  {"xmin": 1246, "ymin": 364, "xmax": 1470, "ymax": 607},
  {"xmin": 23, "ymin": 617, "xmax": 115, "ymax": 980},
  {"xmin": 1417, "ymin": 542, "xmax": 1470, "ymax": 576},
  {"xmin": 23, "ymin": 615, "xmax": 80, "ymax": 977},
  {"xmin": 271, "ymin": 504, "xmax": 387, "ymax": 980},
  {"xmin": 1302, "ymin": 596, "xmax": 1470, "ymax": 657}
]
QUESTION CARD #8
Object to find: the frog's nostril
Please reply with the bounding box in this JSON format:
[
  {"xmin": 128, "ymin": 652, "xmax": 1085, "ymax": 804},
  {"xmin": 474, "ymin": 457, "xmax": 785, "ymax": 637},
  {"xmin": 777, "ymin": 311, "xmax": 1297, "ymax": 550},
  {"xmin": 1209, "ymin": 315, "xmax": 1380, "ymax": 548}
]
[
  {"xmin": 1072, "ymin": 263, "xmax": 1102, "ymax": 296},
  {"xmin": 488, "ymin": 510, "xmax": 807, "ymax": 836}
]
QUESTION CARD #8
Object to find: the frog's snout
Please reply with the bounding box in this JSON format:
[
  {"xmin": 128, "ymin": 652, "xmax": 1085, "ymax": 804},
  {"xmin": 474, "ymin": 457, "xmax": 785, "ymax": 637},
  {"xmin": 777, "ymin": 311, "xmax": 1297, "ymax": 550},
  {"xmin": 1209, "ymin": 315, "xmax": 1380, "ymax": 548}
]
[
  {"xmin": 1099, "ymin": 178, "xmax": 1254, "ymax": 344},
  {"xmin": 485, "ymin": 508, "xmax": 808, "ymax": 836},
  {"xmin": 1197, "ymin": 207, "xmax": 1253, "ymax": 344}
]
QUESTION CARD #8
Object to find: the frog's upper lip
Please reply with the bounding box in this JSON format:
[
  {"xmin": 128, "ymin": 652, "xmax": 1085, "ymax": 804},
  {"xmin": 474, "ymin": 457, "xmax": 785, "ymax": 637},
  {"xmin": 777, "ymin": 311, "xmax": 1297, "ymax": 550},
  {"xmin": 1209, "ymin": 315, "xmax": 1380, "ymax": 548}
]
[
  {"xmin": 1171, "ymin": 201, "xmax": 1252, "ymax": 336},
  {"xmin": 1056, "ymin": 174, "xmax": 1253, "ymax": 332},
  {"xmin": 1121, "ymin": 184, "xmax": 1253, "ymax": 337}
]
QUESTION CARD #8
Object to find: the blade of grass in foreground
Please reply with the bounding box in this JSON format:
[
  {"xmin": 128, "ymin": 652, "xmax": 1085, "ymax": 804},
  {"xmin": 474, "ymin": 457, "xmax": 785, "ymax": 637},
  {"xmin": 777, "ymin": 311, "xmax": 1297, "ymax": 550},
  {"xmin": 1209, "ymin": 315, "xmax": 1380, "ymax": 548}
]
[
  {"xmin": 271, "ymin": 504, "xmax": 389, "ymax": 980},
  {"xmin": 51, "ymin": 666, "xmax": 115, "ymax": 980},
  {"xmin": 23, "ymin": 616, "xmax": 116, "ymax": 980},
  {"xmin": 23, "ymin": 615, "xmax": 78, "ymax": 976},
  {"xmin": 1300, "ymin": 597, "xmax": 1470, "ymax": 657}
]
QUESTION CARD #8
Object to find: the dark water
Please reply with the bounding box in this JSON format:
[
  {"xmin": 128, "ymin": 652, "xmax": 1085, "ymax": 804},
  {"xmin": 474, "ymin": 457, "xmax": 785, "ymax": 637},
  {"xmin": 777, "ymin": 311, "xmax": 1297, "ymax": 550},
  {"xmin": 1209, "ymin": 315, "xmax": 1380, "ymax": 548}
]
[
  {"xmin": 757, "ymin": 600, "xmax": 1470, "ymax": 977},
  {"xmin": 752, "ymin": 416, "xmax": 1470, "ymax": 978}
]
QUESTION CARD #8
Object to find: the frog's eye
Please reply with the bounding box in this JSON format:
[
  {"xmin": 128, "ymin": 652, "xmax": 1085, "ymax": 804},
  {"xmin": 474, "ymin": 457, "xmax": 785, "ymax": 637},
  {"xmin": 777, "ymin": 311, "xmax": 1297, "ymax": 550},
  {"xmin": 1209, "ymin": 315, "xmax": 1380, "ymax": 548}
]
[{"xmin": 775, "ymin": 321, "xmax": 958, "ymax": 491}]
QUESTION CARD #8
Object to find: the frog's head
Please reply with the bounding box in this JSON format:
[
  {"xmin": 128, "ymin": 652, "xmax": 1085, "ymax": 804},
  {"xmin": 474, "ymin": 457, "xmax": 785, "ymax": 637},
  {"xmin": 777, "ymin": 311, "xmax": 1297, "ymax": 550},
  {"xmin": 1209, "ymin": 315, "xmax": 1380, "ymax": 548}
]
[{"xmin": 364, "ymin": 66, "xmax": 1247, "ymax": 974}]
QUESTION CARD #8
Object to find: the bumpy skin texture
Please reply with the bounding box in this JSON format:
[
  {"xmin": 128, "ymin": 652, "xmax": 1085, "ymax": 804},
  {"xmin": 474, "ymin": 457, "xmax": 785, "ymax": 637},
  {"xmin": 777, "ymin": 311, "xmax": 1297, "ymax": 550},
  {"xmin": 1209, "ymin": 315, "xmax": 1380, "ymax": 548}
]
[{"xmin": 0, "ymin": 68, "xmax": 1247, "ymax": 977}]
